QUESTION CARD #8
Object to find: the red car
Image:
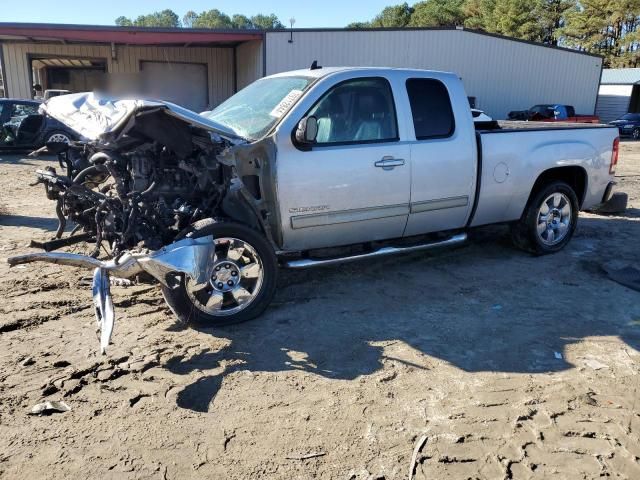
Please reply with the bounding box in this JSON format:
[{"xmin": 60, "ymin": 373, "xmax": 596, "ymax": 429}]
[{"xmin": 508, "ymin": 104, "xmax": 599, "ymax": 123}]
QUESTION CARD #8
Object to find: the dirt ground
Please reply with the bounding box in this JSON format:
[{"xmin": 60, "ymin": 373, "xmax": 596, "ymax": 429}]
[{"xmin": 0, "ymin": 142, "xmax": 639, "ymax": 480}]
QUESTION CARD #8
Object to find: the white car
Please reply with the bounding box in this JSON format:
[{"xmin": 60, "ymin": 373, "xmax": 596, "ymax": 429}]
[{"xmin": 472, "ymin": 108, "xmax": 492, "ymax": 122}]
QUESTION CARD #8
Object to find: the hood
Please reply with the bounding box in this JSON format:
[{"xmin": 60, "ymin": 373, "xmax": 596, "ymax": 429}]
[{"xmin": 42, "ymin": 92, "xmax": 245, "ymax": 142}]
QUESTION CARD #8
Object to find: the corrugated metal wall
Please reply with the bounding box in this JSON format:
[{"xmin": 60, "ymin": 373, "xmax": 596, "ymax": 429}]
[
  {"xmin": 236, "ymin": 40, "xmax": 263, "ymax": 90},
  {"xmin": 265, "ymin": 29, "xmax": 603, "ymax": 120},
  {"xmin": 1, "ymin": 42, "xmax": 234, "ymax": 107},
  {"xmin": 596, "ymin": 84, "xmax": 632, "ymax": 123}
]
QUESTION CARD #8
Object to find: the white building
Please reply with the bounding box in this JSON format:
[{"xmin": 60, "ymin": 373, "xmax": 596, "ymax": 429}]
[
  {"xmin": 0, "ymin": 23, "xmax": 603, "ymax": 120},
  {"xmin": 596, "ymin": 68, "xmax": 640, "ymax": 123}
]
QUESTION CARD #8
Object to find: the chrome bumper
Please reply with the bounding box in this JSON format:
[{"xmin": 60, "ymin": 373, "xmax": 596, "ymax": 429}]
[{"xmin": 7, "ymin": 236, "xmax": 215, "ymax": 353}]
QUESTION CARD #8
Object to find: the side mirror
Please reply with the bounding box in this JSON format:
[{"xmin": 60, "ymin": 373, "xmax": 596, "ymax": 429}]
[{"xmin": 295, "ymin": 116, "xmax": 318, "ymax": 145}]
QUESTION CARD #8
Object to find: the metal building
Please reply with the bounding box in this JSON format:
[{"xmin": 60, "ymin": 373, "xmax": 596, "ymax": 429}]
[
  {"xmin": 596, "ymin": 68, "xmax": 640, "ymax": 123},
  {"xmin": 0, "ymin": 23, "xmax": 602, "ymax": 120}
]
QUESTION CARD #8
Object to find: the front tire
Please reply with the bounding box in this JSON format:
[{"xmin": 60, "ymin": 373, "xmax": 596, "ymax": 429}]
[
  {"xmin": 161, "ymin": 221, "xmax": 278, "ymax": 327},
  {"xmin": 510, "ymin": 181, "xmax": 579, "ymax": 255},
  {"xmin": 44, "ymin": 130, "xmax": 72, "ymax": 145},
  {"xmin": 633, "ymin": 128, "xmax": 640, "ymax": 140}
]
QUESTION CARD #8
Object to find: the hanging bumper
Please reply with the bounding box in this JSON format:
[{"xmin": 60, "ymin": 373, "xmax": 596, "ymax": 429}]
[{"xmin": 7, "ymin": 235, "xmax": 215, "ymax": 353}]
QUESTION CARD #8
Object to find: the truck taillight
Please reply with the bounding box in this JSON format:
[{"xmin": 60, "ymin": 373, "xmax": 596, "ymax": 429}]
[{"xmin": 610, "ymin": 137, "xmax": 619, "ymax": 174}]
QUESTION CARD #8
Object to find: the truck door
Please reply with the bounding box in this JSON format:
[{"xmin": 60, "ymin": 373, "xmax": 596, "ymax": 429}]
[
  {"xmin": 402, "ymin": 77, "xmax": 477, "ymax": 236},
  {"xmin": 276, "ymin": 76, "xmax": 411, "ymax": 251}
]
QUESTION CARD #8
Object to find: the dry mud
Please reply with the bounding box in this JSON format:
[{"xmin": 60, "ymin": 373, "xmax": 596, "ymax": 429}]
[{"xmin": 0, "ymin": 143, "xmax": 639, "ymax": 479}]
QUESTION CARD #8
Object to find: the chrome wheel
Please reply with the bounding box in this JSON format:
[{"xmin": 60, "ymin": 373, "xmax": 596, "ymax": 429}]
[
  {"xmin": 536, "ymin": 193, "xmax": 572, "ymax": 246},
  {"xmin": 634, "ymin": 128, "xmax": 640, "ymax": 140},
  {"xmin": 47, "ymin": 133, "xmax": 70, "ymax": 143},
  {"xmin": 186, "ymin": 237, "xmax": 264, "ymax": 316}
]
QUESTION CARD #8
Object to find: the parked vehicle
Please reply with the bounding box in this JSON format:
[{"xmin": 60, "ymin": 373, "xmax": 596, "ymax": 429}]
[
  {"xmin": 8, "ymin": 67, "xmax": 619, "ymax": 352},
  {"xmin": 43, "ymin": 89, "xmax": 72, "ymax": 100},
  {"xmin": 471, "ymin": 108, "xmax": 492, "ymax": 122},
  {"xmin": 609, "ymin": 113, "xmax": 640, "ymax": 139},
  {"xmin": 508, "ymin": 104, "xmax": 600, "ymax": 123},
  {"xmin": 0, "ymin": 99, "xmax": 77, "ymax": 149}
]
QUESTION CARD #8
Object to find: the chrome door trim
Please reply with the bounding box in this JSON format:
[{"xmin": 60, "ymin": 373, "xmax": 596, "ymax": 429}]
[
  {"xmin": 291, "ymin": 203, "xmax": 410, "ymax": 230},
  {"xmin": 410, "ymin": 195, "xmax": 469, "ymax": 214}
]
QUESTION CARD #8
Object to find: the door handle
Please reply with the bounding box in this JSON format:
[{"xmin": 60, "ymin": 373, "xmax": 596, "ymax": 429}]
[{"xmin": 374, "ymin": 156, "xmax": 405, "ymax": 169}]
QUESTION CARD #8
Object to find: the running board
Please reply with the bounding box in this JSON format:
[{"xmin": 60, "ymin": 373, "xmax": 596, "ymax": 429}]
[{"xmin": 282, "ymin": 233, "xmax": 467, "ymax": 269}]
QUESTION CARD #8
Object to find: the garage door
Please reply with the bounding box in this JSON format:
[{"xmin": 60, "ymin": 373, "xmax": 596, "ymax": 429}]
[{"xmin": 141, "ymin": 61, "xmax": 208, "ymax": 112}]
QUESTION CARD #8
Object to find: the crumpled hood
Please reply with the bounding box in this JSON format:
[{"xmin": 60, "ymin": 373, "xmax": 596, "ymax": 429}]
[{"xmin": 42, "ymin": 92, "xmax": 244, "ymax": 142}]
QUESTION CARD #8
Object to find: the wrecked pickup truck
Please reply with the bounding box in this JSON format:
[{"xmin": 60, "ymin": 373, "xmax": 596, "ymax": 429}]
[{"xmin": 8, "ymin": 66, "xmax": 620, "ymax": 352}]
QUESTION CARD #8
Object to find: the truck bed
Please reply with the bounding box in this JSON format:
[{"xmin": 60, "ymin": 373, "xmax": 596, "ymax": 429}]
[{"xmin": 476, "ymin": 120, "xmax": 611, "ymax": 133}]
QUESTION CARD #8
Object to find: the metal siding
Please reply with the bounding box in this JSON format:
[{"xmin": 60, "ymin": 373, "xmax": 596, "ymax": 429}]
[
  {"xmin": 236, "ymin": 40, "xmax": 263, "ymax": 89},
  {"xmin": 596, "ymin": 85, "xmax": 633, "ymax": 123},
  {"xmin": 1, "ymin": 43, "xmax": 233, "ymax": 107},
  {"xmin": 265, "ymin": 30, "xmax": 602, "ymax": 120}
]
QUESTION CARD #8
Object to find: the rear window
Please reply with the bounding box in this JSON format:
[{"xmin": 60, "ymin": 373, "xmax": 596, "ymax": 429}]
[{"xmin": 406, "ymin": 78, "xmax": 455, "ymax": 140}]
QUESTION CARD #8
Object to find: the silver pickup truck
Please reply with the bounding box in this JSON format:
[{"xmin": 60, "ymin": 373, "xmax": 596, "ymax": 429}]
[{"xmin": 9, "ymin": 66, "xmax": 619, "ymax": 352}]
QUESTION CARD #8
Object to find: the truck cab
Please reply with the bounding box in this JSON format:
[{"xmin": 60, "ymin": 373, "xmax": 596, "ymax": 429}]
[{"xmin": 269, "ymin": 68, "xmax": 478, "ymax": 251}]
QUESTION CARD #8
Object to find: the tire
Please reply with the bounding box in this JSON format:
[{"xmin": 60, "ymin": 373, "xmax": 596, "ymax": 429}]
[
  {"xmin": 634, "ymin": 128, "xmax": 640, "ymax": 141},
  {"xmin": 160, "ymin": 220, "xmax": 278, "ymax": 327},
  {"xmin": 510, "ymin": 181, "xmax": 579, "ymax": 255},
  {"xmin": 44, "ymin": 130, "xmax": 72, "ymax": 144}
]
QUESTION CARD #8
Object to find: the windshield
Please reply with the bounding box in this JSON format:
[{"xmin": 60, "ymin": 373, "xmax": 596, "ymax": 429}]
[
  {"xmin": 620, "ymin": 113, "xmax": 640, "ymax": 121},
  {"xmin": 203, "ymin": 76, "xmax": 313, "ymax": 140},
  {"xmin": 529, "ymin": 105, "xmax": 555, "ymax": 116}
]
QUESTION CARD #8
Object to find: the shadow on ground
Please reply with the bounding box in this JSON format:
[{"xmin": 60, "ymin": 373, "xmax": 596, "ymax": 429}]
[
  {"xmin": 161, "ymin": 216, "xmax": 640, "ymax": 412},
  {"xmin": 0, "ymin": 214, "xmax": 59, "ymax": 230},
  {"xmin": 0, "ymin": 153, "xmax": 55, "ymax": 165}
]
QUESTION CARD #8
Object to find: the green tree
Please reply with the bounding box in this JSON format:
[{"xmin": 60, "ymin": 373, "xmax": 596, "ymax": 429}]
[
  {"xmin": 410, "ymin": 0, "xmax": 466, "ymax": 26},
  {"xmin": 371, "ymin": 3, "xmax": 414, "ymax": 27},
  {"xmin": 535, "ymin": 0, "xmax": 573, "ymax": 45},
  {"xmin": 191, "ymin": 9, "xmax": 233, "ymax": 29},
  {"xmin": 182, "ymin": 10, "xmax": 198, "ymax": 28},
  {"xmin": 346, "ymin": 21, "xmax": 371, "ymax": 28},
  {"xmin": 491, "ymin": 0, "xmax": 544, "ymax": 41},
  {"xmin": 232, "ymin": 14, "xmax": 254, "ymax": 29},
  {"xmin": 115, "ymin": 16, "xmax": 133, "ymax": 27},
  {"xmin": 463, "ymin": 0, "xmax": 496, "ymax": 30},
  {"xmin": 116, "ymin": 9, "xmax": 181, "ymax": 28},
  {"xmin": 250, "ymin": 14, "xmax": 285, "ymax": 29},
  {"xmin": 559, "ymin": 0, "xmax": 640, "ymax": 67}
]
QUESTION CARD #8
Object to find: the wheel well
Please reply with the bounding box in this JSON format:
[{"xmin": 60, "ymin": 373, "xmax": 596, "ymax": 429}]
[{"xmin": 528, "ymin": 166, "xmax": 587, "ymax": 209}]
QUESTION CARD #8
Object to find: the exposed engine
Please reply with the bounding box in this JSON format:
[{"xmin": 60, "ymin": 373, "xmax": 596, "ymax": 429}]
[{"xmin": 34, "ymin": 108, "xmax": 231, "ymax": 257}]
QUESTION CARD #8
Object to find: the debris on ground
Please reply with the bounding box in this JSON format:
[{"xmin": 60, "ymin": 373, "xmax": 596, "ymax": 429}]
[
  {"xmin": 285, "ymin": 451, "xmax": 326, "ymax": 460},
  {"xmin": 408, "ymin": 434, "xmax": 429, "ymax": 480},
  {"xmin": 29, "ymin": 400, "xmax": 71, "ymax": 415}
]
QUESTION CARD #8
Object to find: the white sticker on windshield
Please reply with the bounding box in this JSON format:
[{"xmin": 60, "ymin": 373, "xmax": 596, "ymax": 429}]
[{"xmin": 269, "ymin": 89, "xmax": 303, "ymax": 118}]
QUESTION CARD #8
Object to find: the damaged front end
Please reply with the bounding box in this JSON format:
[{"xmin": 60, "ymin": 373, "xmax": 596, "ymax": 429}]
[{"xmin": 7, "ymin": 92, "xmax": 276, "ymax": 352}]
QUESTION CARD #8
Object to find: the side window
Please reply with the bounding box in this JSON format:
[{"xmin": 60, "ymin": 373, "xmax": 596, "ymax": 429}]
[
  {"xmin": 406, "ymin": 78, "xmax": 455, "ymax": 140},
  {"xmin": 10, "ymin": 103, "xmax": 39, "ymax": 121},
  {"xmin": 307, "ymin": 77, "xmax": 398, "ymax": 145}
]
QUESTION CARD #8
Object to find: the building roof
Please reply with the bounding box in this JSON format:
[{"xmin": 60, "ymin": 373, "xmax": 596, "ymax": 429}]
[
  {"xmin": 0, "ymin": 23, "xmax": 262, "ymax": 46},
  {"xmin": 601, "ymin": 68, "xmax": 640, "ymax": 85},
  {"xmin": 0, "ymin": 23, "xmax": 602, "ymax": 58}
]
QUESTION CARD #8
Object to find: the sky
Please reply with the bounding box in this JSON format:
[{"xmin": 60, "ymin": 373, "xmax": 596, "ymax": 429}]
[{"xmin": 3, "ymin": 0, "xmax": 392, "ymax": 28}]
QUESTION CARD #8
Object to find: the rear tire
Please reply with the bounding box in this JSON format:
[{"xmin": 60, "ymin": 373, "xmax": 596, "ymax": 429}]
[
  {"xmin": 161, "ymin": 220, "xmax": 278, "ymax": 327},
  {"xmin": 510, "ymin": 181, "xmax": 579, "ymax": 255}
]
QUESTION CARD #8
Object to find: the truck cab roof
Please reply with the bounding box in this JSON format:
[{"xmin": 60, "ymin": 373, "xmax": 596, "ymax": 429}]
[{"xmin": 267, "ymin": 66, "xmax": 456, "ymax": 80}]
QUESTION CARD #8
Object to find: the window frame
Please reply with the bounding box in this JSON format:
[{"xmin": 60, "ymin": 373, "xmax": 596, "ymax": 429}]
[
  {"xmin": 405, "ymin": 78, "xmax": 456, "ymax": 141},
  {"xmin": 297, "ymin": 76, "xmax": 400, "ymax": 148}
]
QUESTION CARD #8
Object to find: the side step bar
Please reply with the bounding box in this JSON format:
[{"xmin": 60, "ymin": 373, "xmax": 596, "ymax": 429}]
[{"xmin": 283, "ymin": 232, "xmax": 467, "ymax": 269}]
